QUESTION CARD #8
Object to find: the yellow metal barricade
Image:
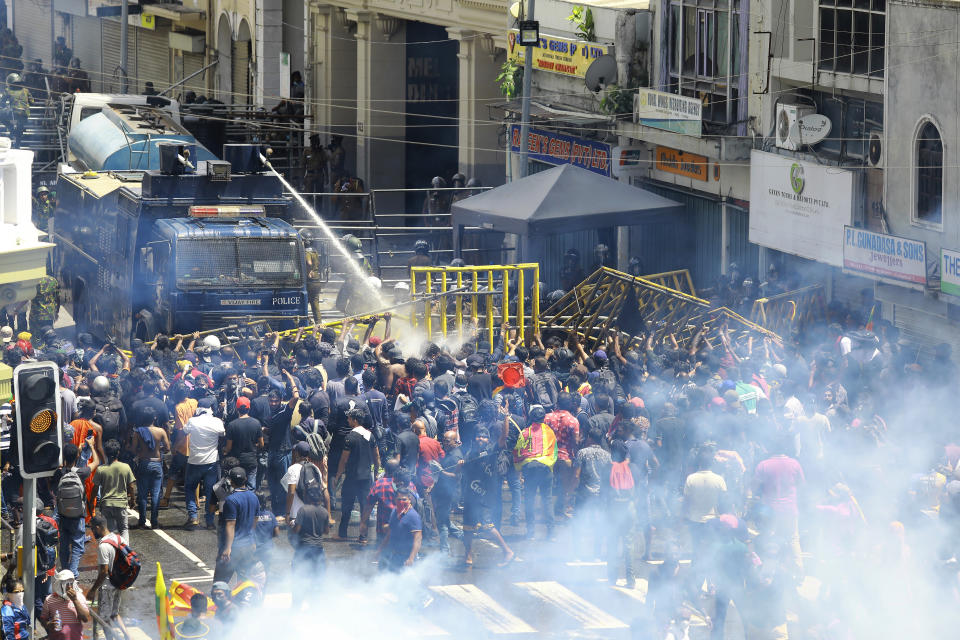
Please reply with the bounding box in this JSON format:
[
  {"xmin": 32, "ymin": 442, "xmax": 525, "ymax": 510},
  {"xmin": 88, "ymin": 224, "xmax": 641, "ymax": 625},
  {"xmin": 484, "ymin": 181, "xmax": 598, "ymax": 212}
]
[
  {"xmin": 640, "ymin": 269, "xmax": 697, "ymax": 297},
  {"xmin": 411, "ymin": 264, "xmax": 540, "ymax": 350},
  {"xmin": 750, "ymin": 284, "xmax": 825, "ymax": 335}
]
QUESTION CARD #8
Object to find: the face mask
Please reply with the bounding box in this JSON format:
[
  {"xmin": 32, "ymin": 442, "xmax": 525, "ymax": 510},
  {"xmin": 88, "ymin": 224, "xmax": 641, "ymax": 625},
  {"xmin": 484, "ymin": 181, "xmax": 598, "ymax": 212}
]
[{"xmin": 6, "ymin": 593, "xmax": 24, "ymax": 608}]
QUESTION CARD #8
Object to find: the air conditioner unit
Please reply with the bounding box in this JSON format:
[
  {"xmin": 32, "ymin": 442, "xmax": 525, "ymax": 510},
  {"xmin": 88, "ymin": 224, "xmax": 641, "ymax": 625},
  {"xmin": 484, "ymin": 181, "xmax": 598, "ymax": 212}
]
[
  {"xmin": 775, "ymin": 103, "xmax": 815, "ymax": 150},
  {"xmin": 867, "ymin": 130, "xmax": 884, "ymax": 168}
]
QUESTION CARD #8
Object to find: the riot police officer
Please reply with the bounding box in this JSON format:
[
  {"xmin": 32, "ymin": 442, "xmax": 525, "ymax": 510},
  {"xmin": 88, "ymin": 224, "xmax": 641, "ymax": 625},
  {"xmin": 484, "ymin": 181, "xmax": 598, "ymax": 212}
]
[
  {"xmin": 32, "ymin": 185, "xmax": 54, "ymax": 232},
  {"xmin": 1, "ymin": 72, "xmax": 31, "ymax": 147},
  {"xmin": 302, "ymin": 228, "xmax": 326, "ymax": 324},
  {"xmin": 408, "ymin": 239, "xmax": 433, "ymax": 269},
  {"xmin": 301, "ymin": 134, "xmax": 327, "ymax": 197},
  {"xmin": 559, "ymin": 249, "xmax": 584, "ymax": 292},
  {"xmin": 335, "ymin": 235, "xmax": 373, "ymax": 313},
  {"xmin": 422, "ymin": 176, "xmax": 450, "ymax": 225},
  {"xmin": 590, "ymin": 243, "xmax": 614, "ymax": 273}
]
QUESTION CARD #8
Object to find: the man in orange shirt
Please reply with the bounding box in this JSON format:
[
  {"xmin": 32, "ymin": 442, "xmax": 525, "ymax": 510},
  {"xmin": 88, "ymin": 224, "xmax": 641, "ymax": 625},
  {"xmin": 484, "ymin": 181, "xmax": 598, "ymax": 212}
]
[{"xmin": 160, "ymin": 384, "xmax": 197, "ymax": 508}]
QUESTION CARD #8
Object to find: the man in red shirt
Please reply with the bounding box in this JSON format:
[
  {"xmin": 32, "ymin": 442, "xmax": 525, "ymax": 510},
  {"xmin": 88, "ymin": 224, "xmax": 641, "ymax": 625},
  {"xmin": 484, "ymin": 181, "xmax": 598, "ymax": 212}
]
[
  {"xmin": 414, "ymin": 420, "xmax": 444, "ymax": 540},
  {"xmin": 753, "ymin": 439, "xmax": 806, "ymax": 571},
  {"xmin": 545, "ymin": 392, "xmax": 580, "ymax": 518}
]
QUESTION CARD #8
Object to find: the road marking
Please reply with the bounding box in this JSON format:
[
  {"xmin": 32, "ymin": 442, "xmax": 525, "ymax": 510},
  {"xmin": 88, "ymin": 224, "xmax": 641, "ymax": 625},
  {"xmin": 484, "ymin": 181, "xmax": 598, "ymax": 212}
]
[
  {"xmin": 514, "ymin": 581, "xmax": 629, "ymax": 630},
  {"xmin": 151, "ymin": 528, "xmax": 213, "ymax": 575},
  {"xmin": 611, "ymin": 577, "xmax": 649, "ymax": 603},
  {"xmin": 126, "ymin": 626, "xmax": 152, "ymax": 640},
  {"xmin": 565, "ymin": 560, "xmax": 607, "ymax": 566},
  {"xmin": 171, "ymin": 575, "xmax": 214, "ymax": 583},
  {"xmin": 430, "ymin": 584, "xmax": 536, "ymax": 634},
  {"xmin": 382, "ymin": 593, "xmax": 450, "ymax": 636}
]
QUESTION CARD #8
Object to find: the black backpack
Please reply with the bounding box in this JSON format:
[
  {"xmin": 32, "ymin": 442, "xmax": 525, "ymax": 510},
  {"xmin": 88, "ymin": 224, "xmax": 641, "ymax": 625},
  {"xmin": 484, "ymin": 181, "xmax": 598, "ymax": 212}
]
[
  {"xmin": 296, "ymin": 462, "xmax": 325, "ymax": 505},
  {"xmin": 454, "ymin": 392, "xmax": 479, "ymax": 426},
  {"xmin": 435, "ymin": 398, "xmax": 458, "ymax": 432},
  {"xmin": 595, "ymin": 369, "xmax": 627, "ymax": 406},
  {"xmin": 36, "ymin": 514, "xmax": 59, "ymax": 572},
  {"xmin": 530, "ymin": 372, "xmax": 559, "ymax": 409},
  {"xmin": 95, "ymin": 399, "xmax": 123, "ymax": 440}
]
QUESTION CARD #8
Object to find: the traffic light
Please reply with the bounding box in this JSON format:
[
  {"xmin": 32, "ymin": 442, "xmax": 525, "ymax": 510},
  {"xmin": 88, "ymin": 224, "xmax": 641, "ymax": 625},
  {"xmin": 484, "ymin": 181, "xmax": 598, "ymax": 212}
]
[{"xmin": 13, "ymin": 362, "xmax": 62, "ymax": 478}]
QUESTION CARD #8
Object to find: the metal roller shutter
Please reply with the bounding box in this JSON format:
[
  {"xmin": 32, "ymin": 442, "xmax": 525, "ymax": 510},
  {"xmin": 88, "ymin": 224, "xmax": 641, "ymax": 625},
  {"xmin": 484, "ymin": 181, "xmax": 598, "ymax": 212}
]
[
  {"xmin": 12, "ymin": 0, "xmax": 50, "ymax": 66},
  {"xmin": 180, "ymin": 52, "xmax": 206, "ymax": 96},
  {"xmin": 71, "ymin": 15, "xmax": 102, "ymax": 92},
  {"xmin": 135, "ymin": 25, "xmax": 171, "ymax": 93},
  {"xmin": 231, "ymin": 39, "xmax": 250, "ymax": 104},
  {"xmin": 100, "ymin": 19, "xmax": 139, "ymax": 93}
]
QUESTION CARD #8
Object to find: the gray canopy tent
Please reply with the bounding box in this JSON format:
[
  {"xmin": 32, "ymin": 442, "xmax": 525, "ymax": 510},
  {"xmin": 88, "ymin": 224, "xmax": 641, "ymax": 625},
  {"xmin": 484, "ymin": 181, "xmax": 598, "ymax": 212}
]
[{"xmin": 451, "ymin": 163, "xmax": 684, "ymax": 266}]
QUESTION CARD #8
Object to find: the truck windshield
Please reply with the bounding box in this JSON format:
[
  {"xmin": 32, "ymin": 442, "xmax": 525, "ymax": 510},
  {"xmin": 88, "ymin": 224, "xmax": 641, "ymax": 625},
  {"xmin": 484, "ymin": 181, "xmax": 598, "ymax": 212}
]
[{"xmin": 176, "ymin": 238, "xmax": 302, "ymax": 288}]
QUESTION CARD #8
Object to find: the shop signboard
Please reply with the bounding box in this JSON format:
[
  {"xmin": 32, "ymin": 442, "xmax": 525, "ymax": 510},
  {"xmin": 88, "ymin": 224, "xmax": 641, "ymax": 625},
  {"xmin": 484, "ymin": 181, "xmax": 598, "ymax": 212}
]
[
  {"xmin": 843, "ymin": 226, "xmax": 926, "ymax": 289},
  {"xmin": 507, "ymin": 30, "xmax": 613, "ymax": 79},
  {"xmin": 509, "ymin": 125, "xmax": 611, "ymax": 177}
]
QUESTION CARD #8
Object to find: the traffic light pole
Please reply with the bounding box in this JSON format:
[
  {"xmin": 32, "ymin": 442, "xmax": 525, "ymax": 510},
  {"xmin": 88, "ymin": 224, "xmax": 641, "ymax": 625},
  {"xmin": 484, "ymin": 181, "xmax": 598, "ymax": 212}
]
[{"xmin": 22, "ymin": 477, "xmax": 36, "ymax": 622}]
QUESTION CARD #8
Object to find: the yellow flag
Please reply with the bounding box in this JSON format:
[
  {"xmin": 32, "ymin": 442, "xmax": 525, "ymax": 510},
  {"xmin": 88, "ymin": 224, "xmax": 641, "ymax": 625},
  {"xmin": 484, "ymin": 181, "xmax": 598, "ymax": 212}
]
[{"xmin": 155, "ymin": 562, "xmax": 176, "ymax": 640}]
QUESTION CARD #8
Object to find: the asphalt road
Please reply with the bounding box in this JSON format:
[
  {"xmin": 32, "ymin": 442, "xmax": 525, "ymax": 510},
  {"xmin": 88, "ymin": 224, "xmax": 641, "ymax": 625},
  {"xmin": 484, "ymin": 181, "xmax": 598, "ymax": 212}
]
[{"xmin": 59, "ymin": 487, "xmax": 821, "ymax": 640}]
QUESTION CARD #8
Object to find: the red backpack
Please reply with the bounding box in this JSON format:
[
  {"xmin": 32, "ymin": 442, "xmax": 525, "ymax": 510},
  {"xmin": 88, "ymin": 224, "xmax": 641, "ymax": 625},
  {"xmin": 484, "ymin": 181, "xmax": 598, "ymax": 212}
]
[
  {"xmin": 103, "ymin": 536, "xmax": 142, "ymax": 589},
  {"xmin": 609, "ymin": 461, "xmax": 635, "ymax": 502}
]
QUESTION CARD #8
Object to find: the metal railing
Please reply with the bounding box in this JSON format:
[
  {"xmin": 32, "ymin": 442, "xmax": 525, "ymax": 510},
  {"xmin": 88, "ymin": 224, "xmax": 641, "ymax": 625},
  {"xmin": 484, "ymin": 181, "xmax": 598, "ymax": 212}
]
[{"xmin": 411, "ymin": 264, "xmax": 541, "ymax": 349}]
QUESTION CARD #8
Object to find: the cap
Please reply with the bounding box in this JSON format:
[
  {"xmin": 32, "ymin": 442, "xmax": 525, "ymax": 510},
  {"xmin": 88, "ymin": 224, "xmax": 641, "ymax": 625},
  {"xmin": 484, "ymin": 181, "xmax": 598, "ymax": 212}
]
[
  {"xmin": 293, "ymin": 441, "xmax": 311, "ymax": 457},
  {"xmin": 593, "ymin": 349, "xmax": 607, "ymax": 361},
  {"xmin": 197, "ymin": 396, "xmax": 216, "ymax": 409},
  {"xmin": 722, "ymin": 389, "xmax": 741, "ymax": 408},
  {"xmin": 236, "ymin": 396, "xmax": 251, "ymax": 410},
  {"xmin": 368, "ymin": 336, "xmax": 382, "ymax": 347},
  {"xmin": 228, "ymin": 467, "xmax": 247, "ymax": 484},
  {"xmin": 211, "ymin": 582, "xmax": 230, "ymax": 593},
  {"xmin": 466, "ymin": 354, "xmax": 485, "ymax": 369},
  {"xmin": 0, "ymin": 327, "xmax": 12, "ymax": 344}
]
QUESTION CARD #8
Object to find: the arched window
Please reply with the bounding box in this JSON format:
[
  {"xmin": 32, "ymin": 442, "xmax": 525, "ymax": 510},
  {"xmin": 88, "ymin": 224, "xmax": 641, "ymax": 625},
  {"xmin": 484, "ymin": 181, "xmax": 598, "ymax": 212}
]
[{"xmin": 916, "ymin": 122, "xmax": 943, "ymax": 224}]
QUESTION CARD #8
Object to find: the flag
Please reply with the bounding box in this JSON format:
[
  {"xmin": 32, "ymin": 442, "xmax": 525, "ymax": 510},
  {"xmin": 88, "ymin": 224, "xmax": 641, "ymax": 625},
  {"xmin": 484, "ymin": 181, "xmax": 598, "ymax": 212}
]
[{"xmin": 155, "ymin": 563, "xmax": 176, "ymax": 640}]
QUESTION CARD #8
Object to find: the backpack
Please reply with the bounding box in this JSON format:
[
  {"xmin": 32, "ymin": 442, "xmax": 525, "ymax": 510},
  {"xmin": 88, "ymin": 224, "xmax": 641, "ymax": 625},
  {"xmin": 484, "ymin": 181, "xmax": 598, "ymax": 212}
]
[
  {"xmin": 95, "ymin": 399, "xmax": 123, "ymax": 440},
  {"xmin": 454, "ymin": 392, "xmax": 479, "ymax": 426},
  {"xmin": 56, "ymin": 469, "xmax": 86, "ymax": 519},
  {"xmin": 294, "ymin": 419, "xmax": 329, "ymax": 462},
  {"xmin": 103, "ymin": 536, "xmax": 141, "ymax": 589},
  {"xmin": 392, "ymin": 376, "xmax": 417, "ymax": 401},
  {"xmin": 609, "ymin": 461, "xmax": 635, "ymax": 502},
  {"xmin": 36, "ymin": 514, "xmax": 59, "ymax": 572},
  {"xmin": 296, "ymin": 462, "xmax": 325, "ymax": 505},
  {"xmin": 595, "ymin": 369, "xmax": 627, "ymax": 406},
  {"xmin": 435, "ymin": 398, "xmax": 459, "ymax": 432},
  {"xmin": 530, "ymin": 372, "xmax": 559, "ymax": 409}
]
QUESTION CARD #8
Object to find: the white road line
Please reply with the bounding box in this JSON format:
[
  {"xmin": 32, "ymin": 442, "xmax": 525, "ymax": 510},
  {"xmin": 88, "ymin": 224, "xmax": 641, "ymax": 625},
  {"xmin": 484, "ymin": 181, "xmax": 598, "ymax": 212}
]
[
  {"xmin": 171, "ymin": 575, "xmax": 214, "ymax": 583},
  {"xmin": 151, "ymin": 528, "xmax": 214, "ymax": 575},
  {"xmin": 126, "ymin": 626, "xmax": 152, "ymax": 640},
  {"xmin": 430, "ymin": 584, "xmax": 536, "ymax": 634},
  {"xmin": 381, "ymin": 593, "xmax": 450, "ymax": 636},
  {"xmin": 611, "ymin": 577, "xmax": 649, "ymax": 603},
  {"xmin": 515, "ymin": 581, "xmax": 629, "ymax": 630},
  {"xmin": 565, "ymin": 560, "xmax": 607, "ymax": 567}
]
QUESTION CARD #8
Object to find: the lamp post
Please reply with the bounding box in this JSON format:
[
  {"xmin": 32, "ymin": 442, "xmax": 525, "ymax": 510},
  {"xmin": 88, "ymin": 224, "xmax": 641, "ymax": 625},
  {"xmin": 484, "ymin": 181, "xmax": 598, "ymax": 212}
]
[{"xmin": 517, "ymin": 1, "xmax": 538, "ymax": 178}]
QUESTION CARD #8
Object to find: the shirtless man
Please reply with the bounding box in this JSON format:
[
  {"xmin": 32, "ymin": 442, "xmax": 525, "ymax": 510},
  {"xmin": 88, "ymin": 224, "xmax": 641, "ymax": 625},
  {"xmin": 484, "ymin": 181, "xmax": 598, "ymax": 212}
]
[
  {"xmin": 160, "ymin": 384, "xmax": 195, "ymax": 508},
  {"xmin": 132, "ymin": 407, "xmax": 171, "ymax": 529},
  {"xmin": 375, "ymin": 336, "xmax": 407, "ymax": 400}
]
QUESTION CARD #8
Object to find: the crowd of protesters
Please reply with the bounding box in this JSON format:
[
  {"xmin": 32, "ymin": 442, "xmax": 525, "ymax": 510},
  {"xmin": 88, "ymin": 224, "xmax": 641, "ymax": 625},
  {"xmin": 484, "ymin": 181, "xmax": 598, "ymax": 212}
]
[{"xmin": 2, "ymin": 268, "xmax": 960, "ymax": 638}]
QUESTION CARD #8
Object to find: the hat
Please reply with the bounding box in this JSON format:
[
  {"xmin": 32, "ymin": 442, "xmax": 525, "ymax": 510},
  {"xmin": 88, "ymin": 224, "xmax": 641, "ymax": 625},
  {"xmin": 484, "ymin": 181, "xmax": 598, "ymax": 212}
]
[
  {"xmin": 0, "ymin": 327, "xmax": 12, "ymax": 344},
  {"xmin": 466, "ymin": 354, "xmax": 485, "ymax": 369},
  {"xmin": 236, "ymin": 396, "xmax": 251, "ymax": 410},
  {"xmin": 593, "ymin": 349, "xmax": 607, "ymax": 361},
  {"xmin": 293, "ymin": 441, "xmax": 311, "ymax": 457},
  {"xmin": 211, "ymin": 582, "xmax": 230, "ymax": 593},
  {"xmin": 368, "ymin": 336, "xmax": 382, "ymax": 347},
  {"xmin": 228, "ymin": 467, "xmax": 247, "ymax": 484},
  {"xmin": 722, "ymin": 389, "xmax": 741, "ymax": 408},
  {"xmin": 197, "ymin": 396, "xmax": 216, "ymax": 409}
]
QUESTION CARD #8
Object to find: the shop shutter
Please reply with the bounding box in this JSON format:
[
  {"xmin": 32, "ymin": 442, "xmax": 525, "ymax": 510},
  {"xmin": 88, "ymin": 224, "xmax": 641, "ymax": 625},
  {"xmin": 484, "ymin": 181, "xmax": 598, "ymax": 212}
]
[
  {"xmin": 134, "ymin": 25, "xmax": 171, "ymax": 94},
  {"xmin": 99, "ymin": 20, "xmax": 139, "ymax": 94},
  {"xmin": 727, "ymin": 204, "xmax": 760, "ymax": 280},
  {"xmin": 12, "ymin": 0, "xmax": 50, "ymax": 67},
  {"xmin": 231, "ymin": 39, "xmax": 250, "ymax": 104},
  {"xmin": 71, "ymin": 15, "xmax": 102, "ymax": 92},
  {"xmin": 181, "ymin": 52, "xmax": 206, "ymax": 96}
]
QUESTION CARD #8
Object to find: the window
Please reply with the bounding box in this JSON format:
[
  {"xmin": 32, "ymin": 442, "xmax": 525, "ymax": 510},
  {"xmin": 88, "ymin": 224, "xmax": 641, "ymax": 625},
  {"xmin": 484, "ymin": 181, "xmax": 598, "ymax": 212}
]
[
  {"xmin": 916, "ymin": 122, "xmax": 943, "ymax": 225},
  {"xmin": 176, "ymin": 238, "xmax": 303, "ymax": 288},
  {"xmin": 667, "ymin": 1, "xmax": 742, "ymax": 126},
  {"xmin": 819, "ymin": 0, "xmax": 885, "ymax": 77}
]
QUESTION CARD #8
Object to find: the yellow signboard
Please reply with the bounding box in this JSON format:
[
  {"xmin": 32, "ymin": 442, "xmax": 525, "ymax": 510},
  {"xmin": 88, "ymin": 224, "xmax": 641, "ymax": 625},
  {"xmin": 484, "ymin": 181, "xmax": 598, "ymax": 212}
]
[
  {"xmin": 507, "ymin": 30, "xmax": 612, "ymax": 79},
  {"xmin": 655, "ymin": 146, "xmax": 709, "ymax": 181}
]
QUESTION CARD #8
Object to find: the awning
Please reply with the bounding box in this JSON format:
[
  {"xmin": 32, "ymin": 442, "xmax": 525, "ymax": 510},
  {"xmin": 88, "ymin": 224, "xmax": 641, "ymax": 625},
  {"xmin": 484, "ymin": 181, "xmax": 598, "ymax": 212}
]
[
  {"xmin": 452, "ymin": 164, "xmax": 682, "ymax": 237},
  {"xmin": 557, "ymin": 0, "xmax": 651, "ymax": 10}
]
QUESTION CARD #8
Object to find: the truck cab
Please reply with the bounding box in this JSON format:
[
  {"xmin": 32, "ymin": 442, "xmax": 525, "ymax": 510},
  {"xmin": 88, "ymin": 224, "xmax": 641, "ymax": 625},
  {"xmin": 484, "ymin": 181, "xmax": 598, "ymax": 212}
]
[
  {"xmin": 141, "ymin": 209, "xmax": 307, "ymax": 333},
  {"xmin": 52, "ymin": 145, "xmax": 307, "ymax": 345}
]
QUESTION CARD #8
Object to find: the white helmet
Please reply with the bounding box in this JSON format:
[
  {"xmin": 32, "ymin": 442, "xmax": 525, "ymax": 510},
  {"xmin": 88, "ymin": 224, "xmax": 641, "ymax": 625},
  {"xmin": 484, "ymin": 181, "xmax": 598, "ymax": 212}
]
[
  {"xmin": 202, "ymin": 335, "xmax": 221, "ymax": 351},
  {"xmin": 394, "ymin": 281, "xmax": 410, "ymax": 292},
  {"xmin": 367, "ymin": 277, "xmax": 382, "ymax": 289},
  {"xmin": 91, "ymin": 375, "xmax": 111, "ymax": 395}
]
